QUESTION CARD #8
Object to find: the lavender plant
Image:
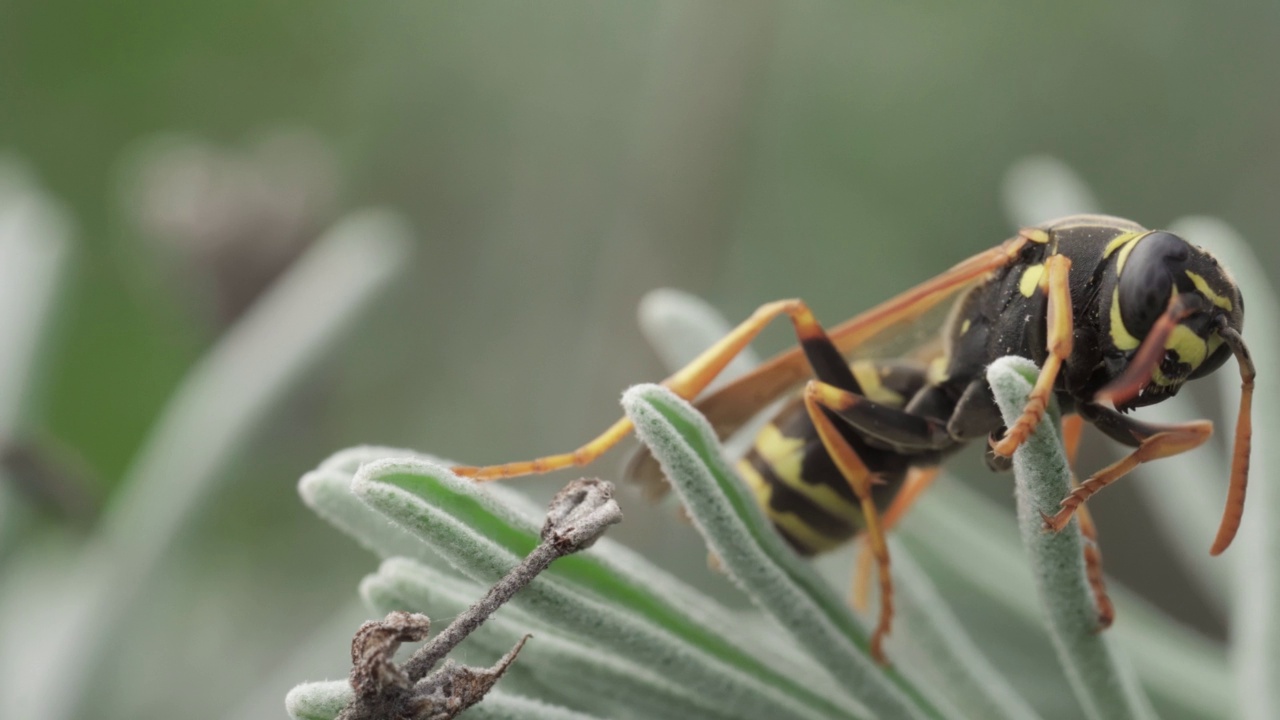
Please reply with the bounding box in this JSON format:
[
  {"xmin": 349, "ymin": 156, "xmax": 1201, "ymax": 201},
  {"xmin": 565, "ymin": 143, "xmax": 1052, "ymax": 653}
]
[{"xmin": 289, "ymin": 159, "xmax": 1274, "ymax": 720}]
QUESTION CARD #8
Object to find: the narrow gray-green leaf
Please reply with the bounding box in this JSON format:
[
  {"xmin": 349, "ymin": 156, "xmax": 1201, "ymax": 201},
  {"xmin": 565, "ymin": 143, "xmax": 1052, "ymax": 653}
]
[
  {"xmin": 301, "ymin": 446, "xmax": 548, "ymax": 570},
  {"xmin": 624, "ymin": 383, "xmax": 947, "ymax": 720},
  {"xmin": 284, "ymin": 682, "xmax": 604, "ymax": 720},
  {"xmin": 306, "ymin": 446, "xmax": 845, "ymax": 707},
  {"xmin": 0, "ymin": 159, "xmax": 72, "ymax": 434},
  {"xmin": 364, "ymin": 557, "xmax": 743, "ymax": 720},
  {"xmin": 0, "ymin": 158, "xmax": 73, "ymax": 547},
  {"xmin": 359, "ymin": 561, "xmax": 582, "ymax": 712},
  {"xmin": 470, "ymin": 692, "xmax": 605, "ymax": 720},
  {"xmin": 300, "ymin": 447, "xmax": 446, "ymax": 564},
  {"xmin": 988, "ymin": 356, "xmax": 1156, "ymax": 720},
  {"xmin": 900, "ymin": 476, "xmax": 1233, "ymax": 720},
  {"xmin": 285, "ymin": 680, "xmax": 352, "ymax": 720},
  {"xmin": 0, "ymin": 161, "xmax": 75, "ymax": 720},
  {"xmin": 351, "ymin": 458, "xmax": 854, "ymax": 720}
]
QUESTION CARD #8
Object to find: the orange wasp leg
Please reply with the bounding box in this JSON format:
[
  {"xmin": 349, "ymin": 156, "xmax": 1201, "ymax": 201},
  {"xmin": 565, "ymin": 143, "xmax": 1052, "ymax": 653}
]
[
  {"xmin": 1060, "ymin": 414, "xmax": 1115, "ymax": 630},
  {"xmin": 851, "ymin": 466, "xmax": 939, "ymax": 612},
  {"xmin": 991, "ymin": 252, "xmax": 1074, "ymax": 458},
  {"xmin": 1093, "ymin": 304, "xmax": 1254, "ymax": 556},
  {"xmin": 803, "ymin": 380, "xmax": 897, "ymax": 664},
  {"xmin": 455, "ymin": 299, "xmax": 846, "ymax": 480},
  {"xmin": 1044, "ymin": 418, "xmax": 1213, "ymax": 534},
  {"xmin": 455, "ymin": 231, "xmax": 1037, "ymax": 482}
]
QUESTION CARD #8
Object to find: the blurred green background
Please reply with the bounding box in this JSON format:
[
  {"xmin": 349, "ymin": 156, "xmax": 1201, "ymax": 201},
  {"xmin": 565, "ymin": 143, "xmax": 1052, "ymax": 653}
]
[{"xmin": 2, "ymin": 2, "xmax": 1277, "ymax": 719}]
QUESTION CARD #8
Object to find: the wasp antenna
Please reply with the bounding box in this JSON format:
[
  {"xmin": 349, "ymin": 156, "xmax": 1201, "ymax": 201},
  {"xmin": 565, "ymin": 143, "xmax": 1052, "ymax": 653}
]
[
  {"xmin": 1094, "ymin": 295, "xmax": 1197, "ymax": 406},
  {"xmin": 1210, "ymin": 324, "xmax": 1254, "ymax": 555}
]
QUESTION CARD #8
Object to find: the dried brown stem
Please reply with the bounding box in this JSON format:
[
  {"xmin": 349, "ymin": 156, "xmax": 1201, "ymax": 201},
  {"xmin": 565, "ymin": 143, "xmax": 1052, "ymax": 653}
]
[{"xmin": 338, "ymin": 478, "xmax": 622, "ymax": 720}]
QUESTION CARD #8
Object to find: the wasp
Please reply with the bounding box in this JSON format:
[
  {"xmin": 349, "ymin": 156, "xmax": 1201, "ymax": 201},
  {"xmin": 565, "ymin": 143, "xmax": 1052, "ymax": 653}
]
[{"xmin": 453, "ymin": 214, "xmax": 1254, "ymax": 663}]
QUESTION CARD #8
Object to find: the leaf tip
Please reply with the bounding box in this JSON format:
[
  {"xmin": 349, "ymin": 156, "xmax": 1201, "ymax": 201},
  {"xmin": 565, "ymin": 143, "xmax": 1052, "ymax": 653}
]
[{"xmin": 285, "ymin": 680, "xmax": 352, "ymax": 720}]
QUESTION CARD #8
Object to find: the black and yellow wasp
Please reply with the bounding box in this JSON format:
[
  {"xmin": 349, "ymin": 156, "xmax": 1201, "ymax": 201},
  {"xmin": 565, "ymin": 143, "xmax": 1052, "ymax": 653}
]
[{"xmin": 453, "ymin": 214, "xmax": 1254, "ymax": 662}]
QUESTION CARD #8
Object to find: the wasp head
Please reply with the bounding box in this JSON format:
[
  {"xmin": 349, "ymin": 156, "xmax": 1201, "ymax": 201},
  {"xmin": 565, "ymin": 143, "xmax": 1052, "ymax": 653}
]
[
  {"xmin": 1101, "ymin": 230, "xmax": 1245, "ymax": 411},
  {"xmin": 1097, "ymin": 226, "xmax": 1254, "ymax": 555}
]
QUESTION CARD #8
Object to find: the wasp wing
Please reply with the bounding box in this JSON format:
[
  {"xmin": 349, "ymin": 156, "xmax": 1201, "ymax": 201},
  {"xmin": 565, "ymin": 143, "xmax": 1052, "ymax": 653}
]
[{"xmin": 624, "ymin": 238, "xmax": 1025, "ymax": 495}]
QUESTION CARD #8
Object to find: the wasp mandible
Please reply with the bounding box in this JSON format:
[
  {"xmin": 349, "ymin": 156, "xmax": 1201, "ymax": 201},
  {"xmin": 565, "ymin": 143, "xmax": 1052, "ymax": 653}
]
[{"xmin": 453, "ymin": 214, "xmax": 1254, "ymax": 663}]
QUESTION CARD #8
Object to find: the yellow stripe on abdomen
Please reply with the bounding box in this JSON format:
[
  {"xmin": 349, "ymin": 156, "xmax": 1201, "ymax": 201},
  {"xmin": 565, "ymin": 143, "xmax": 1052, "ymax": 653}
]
[
  {"xmin": 753, "ymin": 424, "xmax": 862, "ymax": 524},
  {"xmin": 737, "ymin": 459, "xmax": 848, "ymax": 554}
]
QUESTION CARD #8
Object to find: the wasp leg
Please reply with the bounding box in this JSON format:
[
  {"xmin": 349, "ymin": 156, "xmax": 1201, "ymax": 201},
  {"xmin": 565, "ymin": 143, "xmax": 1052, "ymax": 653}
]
[
  {"xmin": 459, "ymin": 232, "xmax": 1039, "ymax": 482},
  {"xmin": 804, "ymin": 379, "xmax": 897, "ymax": 664},
  {"xmin": 457, "ymin": 296, "xmax": 899, "ymax": 480},
  {"xmin": 804, "ymin": 383, "xmax": 953, "ymax": 452},
  {"xmin": 1044, "ymin": 404, "xmax": 1213, "ymax": 533},
  {"xmin": 883, "ymin": 466, "xmax": 942, "ymax": 534},
  {"xmin": 852, "ymin": 466, "xmax": 939, "ymax": 611},
  {"xmin": 992, "ymin": 253, "xmax": 1074, "ymax": 458},
  {"xmin": 1061, "ymin": 414, "xmax": 1115, "ymax": 630},
  {"xmin": 454, "ymin": 299, "xmax": 838, "ymax": 480},
  {"xmin": 812, "ymin": 361, "xmax": 944, "ymax": 612},
  {"xmin": 1074, "ymin": 501, "xmax": 1115, "ymax": 630}
]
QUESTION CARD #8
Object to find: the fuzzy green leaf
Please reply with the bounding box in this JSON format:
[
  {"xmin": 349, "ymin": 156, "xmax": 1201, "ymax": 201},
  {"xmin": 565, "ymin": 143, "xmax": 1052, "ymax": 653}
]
[
  {"xmin": 363, "ymin": 557, "xmax": 746, "ymax": 720},
  {"xmin": 899, "ymin": 476, "xmax": 1233, "ymax": 720},
  {"xmin": 299, "ymin": 447, "xmax": 449, "ymax": 564},
  {"xmin": 468, "ymin": 692, "xmax": 605, "ymax": 720},
  {"xmin": 284, "ymin": 681, "xmax": 603, "ymax": 720},
  {"xmin": 0, "ymin": 159, "xmax": 73, "ymax": 548},
  {"xmin": 624, "ymin": 383, "xmax": 952, "ymax": 720},
  {"xmin": 0, "ymin": 160, "xmax": 72, "ymax": 436},
  {"xmin": 285, "ymin": 680, "xmax": 353, "ymax": 720},
  {"xmin": 350, "ymin": 458, "xmax": 856, "ymax": 720},
  {"xmin": 987, "ymin": 356, "xmax": 1157, "ymax": 720}
]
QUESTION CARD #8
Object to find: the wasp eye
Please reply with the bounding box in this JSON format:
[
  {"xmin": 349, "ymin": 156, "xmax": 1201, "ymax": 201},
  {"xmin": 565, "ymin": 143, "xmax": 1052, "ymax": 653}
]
[{"xmin": 1118, "ymin": 232, "xmax": 1191, "ymax": 339}]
